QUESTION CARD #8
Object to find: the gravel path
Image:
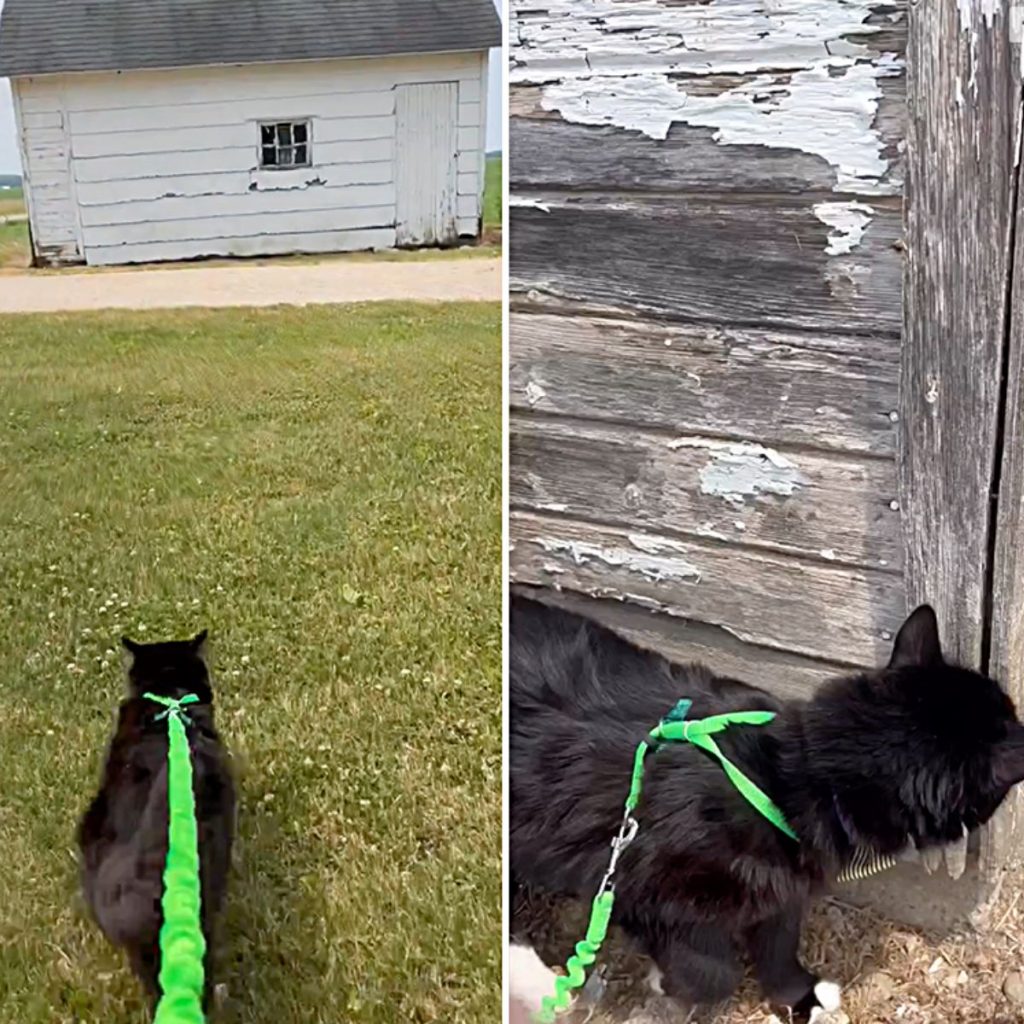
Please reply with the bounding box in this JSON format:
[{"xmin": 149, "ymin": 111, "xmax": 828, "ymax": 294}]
[{"xmin": 0, "ymin": 257, "xmax": 501, "ymax": 313}]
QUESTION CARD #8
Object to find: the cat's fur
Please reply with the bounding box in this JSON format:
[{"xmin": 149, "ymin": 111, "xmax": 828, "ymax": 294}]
[
  {"xmin": 510, "ymin": 595, "xmax": 1024, "ymax": 1020},
  {"xmin": 77, "ymin": 631, "xmax": 236, "ymax": 1011}
]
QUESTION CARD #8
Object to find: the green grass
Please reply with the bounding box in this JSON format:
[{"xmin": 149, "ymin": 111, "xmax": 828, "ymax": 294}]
[
  {"xmin": 484, "ymin": 155, "xmax": 502, "ymax": 231},
  {"xmin": 0, "ymin": 220, "xmax": 29, "ymax": 268},
  {"xmin": 0, "ymin": 303, "xmax": 501, "ymax": 1023}
]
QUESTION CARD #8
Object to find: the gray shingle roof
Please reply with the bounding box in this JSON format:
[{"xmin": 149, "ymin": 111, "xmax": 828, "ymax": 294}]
[{"xmin": 0, "ymin": 0, "xmax": 501, "ymax": 77}]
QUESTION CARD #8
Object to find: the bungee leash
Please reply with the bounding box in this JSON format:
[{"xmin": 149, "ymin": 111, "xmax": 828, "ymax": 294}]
[
  {"xmin": 536, "ymin": 699, "xmax": 797, "ymax": 1023},
  {"xmin": 144, "ymin": 692, "xmax": 207, "ymax": 1024}
]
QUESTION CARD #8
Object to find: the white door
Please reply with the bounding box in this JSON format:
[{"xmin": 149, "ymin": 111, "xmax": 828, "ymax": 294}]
[{"xmin": 395, "ymin": 83, "xmax": 458, "ymax": 247}]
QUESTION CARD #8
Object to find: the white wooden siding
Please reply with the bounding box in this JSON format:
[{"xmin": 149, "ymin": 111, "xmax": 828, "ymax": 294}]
[
  {"xmin": 15, "ymin": 50, "xmax": 490, "ymax": 265},
  {"xmin": 11, "ymin": 78, "xmax": 81, "ymax": 264}
]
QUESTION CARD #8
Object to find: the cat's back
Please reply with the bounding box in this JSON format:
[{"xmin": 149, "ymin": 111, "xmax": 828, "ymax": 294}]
[{"xmin": 510, "ymin": 593, "xmax": 774, "ymax": 728}]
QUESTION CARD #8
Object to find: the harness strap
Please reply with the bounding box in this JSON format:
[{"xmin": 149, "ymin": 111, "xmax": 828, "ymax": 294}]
[
  {"xmin": 535, "ymin": 699, "xmax": 797, "ymax": 1022},
  {"xmin": 144, "ymin": 692, "xmax": 206, "ymax": 1024}
]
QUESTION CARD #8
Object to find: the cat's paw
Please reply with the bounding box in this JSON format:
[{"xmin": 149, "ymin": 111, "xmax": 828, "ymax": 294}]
[{"xmin": 790, "ymin": 980, "xmax": 843, "ymax": 1023}]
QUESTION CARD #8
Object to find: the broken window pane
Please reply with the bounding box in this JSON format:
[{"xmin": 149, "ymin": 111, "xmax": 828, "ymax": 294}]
[{"xmin": 259, "ymin": 120, "xmax": 311, "ymax": 168}]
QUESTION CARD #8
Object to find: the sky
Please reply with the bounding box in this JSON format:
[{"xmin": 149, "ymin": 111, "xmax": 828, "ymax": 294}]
[{"xmin": 0, "ymin": 0, "xmax": 503, "ymax": 175}]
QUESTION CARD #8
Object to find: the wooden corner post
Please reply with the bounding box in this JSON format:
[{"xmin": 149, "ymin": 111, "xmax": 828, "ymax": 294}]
[{"xmin": 900, "ymin": 0, "xmax": 1024, "ymax": 902}]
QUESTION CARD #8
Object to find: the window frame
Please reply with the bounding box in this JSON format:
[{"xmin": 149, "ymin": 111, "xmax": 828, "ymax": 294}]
[{"xmin": 258, "ymin": 119, "xmax": 313, "ymax": 170}]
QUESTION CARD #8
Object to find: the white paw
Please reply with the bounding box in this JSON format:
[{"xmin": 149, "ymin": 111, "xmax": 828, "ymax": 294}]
[
  {"xmin": 509, "ymin": 944, "xmax": 560, "ymax": 1015},
  {"xmin": 814, "ymin": 979, "xmax": 842, "ymax": 1011},
  {"xmin": 646, "ymin": 965, "xmax": 665, "ymax": 995}
]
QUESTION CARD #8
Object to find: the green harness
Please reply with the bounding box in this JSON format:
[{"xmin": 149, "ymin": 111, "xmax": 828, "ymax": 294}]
[
  {"xmin": 536, "ymin": 699, "xmax": 796, "ymax": 1023},
  {"xmin": 144, "ymin": 692, "xmax": 207, "ymax": 1024}
]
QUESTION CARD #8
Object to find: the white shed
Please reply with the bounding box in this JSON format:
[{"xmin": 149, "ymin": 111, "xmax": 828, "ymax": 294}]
[{"xmin": 0, "ymin": 0, "xmax": 500, "ymax": 267}]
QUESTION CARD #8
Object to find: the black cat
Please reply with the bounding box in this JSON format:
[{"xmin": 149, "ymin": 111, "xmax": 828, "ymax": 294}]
[
  {"xmin": 509, "ymin": 595, "xmax": 1024, "ymax": 1020},
  {"xmin": 77, "ymin": 631, "xmax": 236, "ymax": 1012}
]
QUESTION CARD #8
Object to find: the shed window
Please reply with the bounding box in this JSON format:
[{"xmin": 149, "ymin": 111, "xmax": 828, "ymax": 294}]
[{"xmin": 259, "ymin": 121, "xmax": 311, "ymax": 168}]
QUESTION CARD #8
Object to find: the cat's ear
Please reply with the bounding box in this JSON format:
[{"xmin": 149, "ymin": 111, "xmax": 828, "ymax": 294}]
[
  {"xmin": 121, "ymin": 636, "xmax": 140, "ymax": 671},
  {"xmin": 993, "ymin": 723, "xmax": 1024, "ymax": 789},
  {"xmin": 888, "ymin": 604, "xmax": 943, "ymax": 669},
  {"xmin": 190, "ymin": 629, "xmax": 209, "ymax": 659}
]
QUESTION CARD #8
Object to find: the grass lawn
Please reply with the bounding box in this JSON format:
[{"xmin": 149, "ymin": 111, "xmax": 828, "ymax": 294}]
[
  {"xmin": 0, "ymin": 302, "xmax": 501, "ymax": 1023},
  {"xmin": 0, "ymin": 220, "xmax": 28, "ymax": 268}
]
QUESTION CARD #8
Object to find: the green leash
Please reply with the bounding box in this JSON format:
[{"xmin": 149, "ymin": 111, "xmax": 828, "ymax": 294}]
[
  {"xmin": 144, "ymin": 692, "xmax": 207, "ymax": 1024},
  {"xmin": 536, "ymin": 699, "xmax": 797, "ymax": 1023}
]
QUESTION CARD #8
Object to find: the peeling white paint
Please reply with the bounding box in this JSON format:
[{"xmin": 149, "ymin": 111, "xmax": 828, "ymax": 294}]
[
  {"xmin": 511, "ymin": 0, "xmax": 904, "ymax": 194},
  {"xmin": 821, "ymin": 548, "xmax": 837, "ymax": 560},
  {"xmin": 538, "ymin": 502, "xmax": 569, "ymax": 513},
  {"xmin": 814, "ymin": 201, "xmax": 876, "ymax": 255},
  {"xmin": 525, "ymin": 380, "xmax": 548, "ymax": 406},
  {"xmin": 509, "ymin": 195, "xmax": 552, "ymax": 213},
  {"xmin": 535, "ymin": 535, "xmax": 702, "ymax": 585},
  {"xmin": 668, "ymin": 436, "xmax": 808, "ymax": 506}
]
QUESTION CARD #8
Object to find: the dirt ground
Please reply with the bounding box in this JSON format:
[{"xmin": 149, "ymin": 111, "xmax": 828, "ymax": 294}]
[
  {"xmin": 523, "ymin": 872, "xmax": 1024, "ymax": 1024},
  {"xmin": 0, "ymin": 256, "xmax": 501, "ymax": 313}
]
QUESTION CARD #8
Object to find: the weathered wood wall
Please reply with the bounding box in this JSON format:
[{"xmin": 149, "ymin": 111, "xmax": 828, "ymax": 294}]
[
  {"xmin": 15, "ymin": 51, "xmax": 489, "ymax": 266},
  {"xmin": 509, "ymin": 0, "xmax": 908, "ymax": 688},
  {"xmin": 509, "ymin": 0, "xmax": 1024, "ymax": 927}
]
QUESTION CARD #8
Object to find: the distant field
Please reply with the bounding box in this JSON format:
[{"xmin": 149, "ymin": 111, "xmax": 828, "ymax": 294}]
[
  {"xmin": 484, "ymin": 155, "xmax": 501, "ymax": 231},
  {"xmin": 0, "ymin": 187, "xmax": 25, "ymax": 219}
]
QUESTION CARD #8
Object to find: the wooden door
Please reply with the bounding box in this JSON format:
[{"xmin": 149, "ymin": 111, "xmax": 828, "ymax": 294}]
[{"xmin": 395, "ymin": 83, "xmax": 458, "ymax": 247}]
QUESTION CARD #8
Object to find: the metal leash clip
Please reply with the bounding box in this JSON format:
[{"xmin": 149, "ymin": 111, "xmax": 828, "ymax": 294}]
[{"xmin": 597, "ymin": 811, "xmax": 639, "ymax": 896}]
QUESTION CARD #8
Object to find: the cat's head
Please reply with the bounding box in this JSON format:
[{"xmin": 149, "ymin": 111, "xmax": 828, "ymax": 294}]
[
  {"xmin": 806, "ymin": 605, "xmax": 1024, "ymax": 860},
  {"xmin": 121, "ymin": 630, "xmax": 213, "ymax": 705}
]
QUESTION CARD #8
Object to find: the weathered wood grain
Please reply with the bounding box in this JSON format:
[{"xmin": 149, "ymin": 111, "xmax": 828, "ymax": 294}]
[
  {"xmin": 510, "ymin": 417, "xmax": 902, "ymax": 569},
  {"xmin": 898, "ymin": 0, "xmax": 1021, "ymax": 886},
  {"xmin": 510, "ymin": 313, "xmax": 899, "ymax": 455},
  {"xmin": 513, "ymin": 583, "xmax": 843, "ymax": 701},
  {"xmin": 510, "ymin": 196, "xmax": 903, "ymax": 335},
  {"xmin": 987, "ymin": 60, "xmax": 1024, "ymax": 875},
  {"xmin": 898, "ymin": 1, "xmax": 1019, "ymax": 666},
  {"xmin": 510, "ymin": 510, "xmax": 906, "ymax": 667}
]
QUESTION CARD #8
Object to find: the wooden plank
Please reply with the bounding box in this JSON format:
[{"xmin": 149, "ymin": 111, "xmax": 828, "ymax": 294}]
[
  {"xmin": 78, "ymin": 183, "xmax": 396, "ymax": 228},
  {"xmin": 510, "ymin": 510, "xmax": 906, "ymax": 667},
  {"xmin": 81, "ymin": 204, "xmax": 394, "ymax": 248},
  {"xmin": 69, "ymin": 92, "xmax": 395, "ymax": 136},
  {"xmin": 72, "ymin": 137, "xmax": 394, "ymax": 184},
  {"xmin": 898, "ymin": 0, "xmax": 1019, "ymax": 666},
  {"xmin": 513, "ymin": 584, "xmax": 843, "ymax": 701},
  {"xmin": 986, "ymin": 39, "xmax": 1024, "ymax": 877},
  {"xmin": 899, "ymin": 0, "xmax": 1022, "ymax": 890},
  {"xmin": 74, "ymin": 162, "xmax": 395, "ymax": 206},
  {"xmin": 510, "ymin": 196, "xmax": 903, "ymax": 335},
  {"xmin": 83, "ymin": 226, "xmax": 396, "ymax": 266},
  {"xmin": 71, "ymin": 117, "xmax": 396, "ymax": 159},
  {"xmin": 510, "ymin": 417, "xmax": 902, "ymax": 570},
  {"xmin": 59, "ymin": 53, "xmax": 481, "ymax": 113},
  {"xmin": 510, "ymin": 73, "xmax": 905, "ymax": 196},
  {"xmin": 509, "ymin": 0, "xmax": 905, "ymax": 197},
  {"xmin": 510, "ymin": 313, "xmax": 899, "ymax": 455}
]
